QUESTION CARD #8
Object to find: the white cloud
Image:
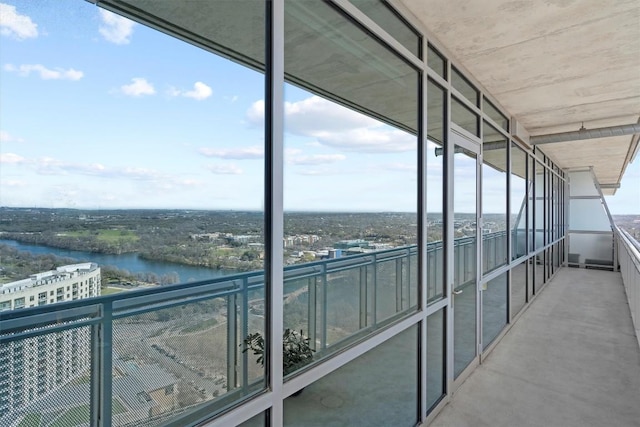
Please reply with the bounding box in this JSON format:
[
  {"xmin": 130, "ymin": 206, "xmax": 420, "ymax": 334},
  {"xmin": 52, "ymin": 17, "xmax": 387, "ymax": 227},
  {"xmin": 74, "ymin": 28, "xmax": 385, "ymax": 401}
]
[
  {"xmin": 288, "ymin": 153, "xmax": 346, "ymax": 166},
  {"xmin": 207, "ymin": 163, "xmax": 243, "ymax": 175},
  {"xmin": 120, "ymin": 78, "xmax": 155, "ymax": 96},
  {"xmin": 247, "ymin": 95, "xmax": 415, "ymax": 153},
  {"xmin": 99, "ymin": 9, "xmax": 134, "ymax": 44},
  {"xmin": 381, "ymin": 162, "xmax": 417, "ymax": 173},
  {"xmin": 0, "ymin": 3, "xmax": 38, "ymax": 40},
  {"xmin": 4, "ymin": 63, "xmax": 83, "ymax": 80},
  {"xmin": 3, "ymin": 179, "xmax": 26, "ymax": 187},
  {"xmin": 0, "ymin": 153, "xmax": 25, "ymax": 164},
  {"xmin": 167, "ymin": 81, "xmax": 212, "ymax": 100},
  {"xmin": 0, "ymin": 130, "xmax": 24, "ymax": 143},
  {"xmin": 319, "ymin": 128, "xmax": 415, "ymax": 153},
  {"xmin": 198, "ymin": 145, "xmax": 264, "ymax": 160}
]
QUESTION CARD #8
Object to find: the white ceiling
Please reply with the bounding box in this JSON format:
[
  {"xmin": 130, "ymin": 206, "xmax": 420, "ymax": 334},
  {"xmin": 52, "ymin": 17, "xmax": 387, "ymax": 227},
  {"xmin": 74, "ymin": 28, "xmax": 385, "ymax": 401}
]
[{"xmin": 399, "ymin": 0, "xmax": 640, "ymax": 193}]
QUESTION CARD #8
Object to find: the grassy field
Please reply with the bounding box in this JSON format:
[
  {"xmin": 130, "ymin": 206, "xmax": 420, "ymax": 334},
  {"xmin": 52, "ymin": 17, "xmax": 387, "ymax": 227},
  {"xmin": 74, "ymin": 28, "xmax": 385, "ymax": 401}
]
[
  {"xmin": 64, "ymin": 229, "xmax": 139, "ymax": 243},
  {"xmin": 101, "ymin": 286, "xmax": 124, "ymax": 295},
  {"xmin": 17, "ymin": 413, "xmax": 41, "ymax": 427},
  {"xmin": 49, "ymin": 400, "xmax": 126, "ymax": 427}
]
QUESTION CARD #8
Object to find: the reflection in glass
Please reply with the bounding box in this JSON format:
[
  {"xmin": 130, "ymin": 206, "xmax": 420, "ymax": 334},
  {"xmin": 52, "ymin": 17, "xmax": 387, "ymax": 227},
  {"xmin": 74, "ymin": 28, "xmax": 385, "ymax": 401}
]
[
  {"xmin": 452, "ymin": 97, "xmax": 479, "ymax": 136},
  {"xmin": 284, "ymin": 326, "xmax": 418, "ymax": 427},
  {"xmin": 483, "ymin": 98, "xmax": 509, "ymax": 131},
  {"xmin": 482, "ymin": 272, "xmax": 507, "ymax": 349},
  {"xmin": 427, "ymin": 44, "xmax": 446, "ymax": 79},
  {"xmin": 481, "ymin": 122, "xmax": 507, "ymax": 275},
  {"xmin": 453, "ymin": 146, "xmax": 477, "ymax": 378},
  {"xmin": 427, "ymin": 309, "xmax": 445, "ymax": 412},
  {"xmin": 511, "ymin": 144, "xmax": 528, "ymax": 260},
  {"xmin": 283, "ymin": 0, "xmax": 418, "ymax": 371},
  {"xmin": 452, "ymin": 67, "xmax": 479, "ymax": 106},
  {"xmin": 350, "ymin": 0, "xmax": 421, "ymax": 58},
  {"xmin": 511, "ymin": 261, "xmax": 527, "ymax": 318}
]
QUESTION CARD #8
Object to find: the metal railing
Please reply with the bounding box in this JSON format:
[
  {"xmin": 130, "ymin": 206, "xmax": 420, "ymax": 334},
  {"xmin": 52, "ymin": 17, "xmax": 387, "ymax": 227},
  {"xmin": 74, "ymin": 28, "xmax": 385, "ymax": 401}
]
[
  {"xmin": 0, "ymin": 231, "xmax": 509, "ymax": 427},
  {"xmin": 616, "ymin": 226, "xmax": 640, "ymax": 350}
]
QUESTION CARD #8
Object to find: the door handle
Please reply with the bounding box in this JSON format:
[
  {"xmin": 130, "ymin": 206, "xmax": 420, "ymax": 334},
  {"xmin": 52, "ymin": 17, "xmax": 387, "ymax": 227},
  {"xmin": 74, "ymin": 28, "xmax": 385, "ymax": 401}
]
[{"xmin": 452, "ymin": 289, "xmax": 463, "ymax": 295}]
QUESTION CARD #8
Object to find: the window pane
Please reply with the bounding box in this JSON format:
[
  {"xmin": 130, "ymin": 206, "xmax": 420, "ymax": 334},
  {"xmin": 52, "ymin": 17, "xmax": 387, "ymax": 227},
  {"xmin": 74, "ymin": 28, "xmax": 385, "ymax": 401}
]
[
  {"xmin": 0, "ymin": 1, "xmax": 266, "ymax": 425},
  {"xmin": 452, "ymin": 97, "xmax": 479, "ymax": 137},
  {"xmin": 511, "ymin": 144, "xmax": 528, "ymax": 260},
  {"xmin": 427, "ymin": 309, "xmax": 445, "ymax": 412},
  {"xmin": 482, "ymin": 272, "xmax": 507, "ymax": 349},
  {"xmin": 284, "ymin": 1, "xmax": 418, "ymax": 133},
  {"xmin": 284, "ymin": 325, "xmax": 418, "ymax": 427},
  {"xmin": 482, "ymin": 123, "xmax": 507, "ymax": 275},
  {"xmin": 283, "ymin": 0, "xmax": 419, "ymax": 371},
  {"xmin": 350, "ymin": 0, "xmax": 421, "ymax": 58},
  {"xmin": 427, "ymin": 80, "xmax": 445, "ymax": 303},
  {"xmin": 452, "ymin": 67, "xmax": 479, "ymax": 106},
  {"xmin": 427, "ymin": 44, "xmax": 446, "ymax": 79}
]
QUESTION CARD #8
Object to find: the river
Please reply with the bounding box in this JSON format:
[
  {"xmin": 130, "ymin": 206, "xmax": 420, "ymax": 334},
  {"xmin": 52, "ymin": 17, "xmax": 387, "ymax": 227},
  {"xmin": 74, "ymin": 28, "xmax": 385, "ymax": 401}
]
[{"xmin": 0, "ymin": 239, "xmax": 233, "ymax": 283}]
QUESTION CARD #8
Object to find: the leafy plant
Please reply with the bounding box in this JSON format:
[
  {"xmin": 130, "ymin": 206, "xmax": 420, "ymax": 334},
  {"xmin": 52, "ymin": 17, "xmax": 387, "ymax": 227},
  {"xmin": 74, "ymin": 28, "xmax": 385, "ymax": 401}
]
[{"xmin": 242, "ymin": 329, "xmax": 315, "ymax": 375}]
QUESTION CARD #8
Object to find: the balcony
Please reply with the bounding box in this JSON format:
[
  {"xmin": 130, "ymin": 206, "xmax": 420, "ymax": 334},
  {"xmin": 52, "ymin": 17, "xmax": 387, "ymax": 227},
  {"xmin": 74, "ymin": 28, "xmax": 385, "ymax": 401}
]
[{"xmin": 0, "ymin": 229, "xmax": 638, "ymax": 427}]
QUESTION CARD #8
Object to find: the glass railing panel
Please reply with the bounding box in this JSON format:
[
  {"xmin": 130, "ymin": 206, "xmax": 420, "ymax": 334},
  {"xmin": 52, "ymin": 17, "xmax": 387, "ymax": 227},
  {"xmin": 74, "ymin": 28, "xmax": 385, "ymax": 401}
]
[
  {"xmin": 283, "ymin": 276, "xmax": 313, "ymax": 346},
  {"xmin": 0, "ymin": 305, "xmax": 98, "ymax": 426},
  {"xmin": 325, "ymin": 267, "xmax": 363, "ymax": 347},
  {"xmin": 112, "ymin": 279, "xmax": 264, "ymax": 426}
]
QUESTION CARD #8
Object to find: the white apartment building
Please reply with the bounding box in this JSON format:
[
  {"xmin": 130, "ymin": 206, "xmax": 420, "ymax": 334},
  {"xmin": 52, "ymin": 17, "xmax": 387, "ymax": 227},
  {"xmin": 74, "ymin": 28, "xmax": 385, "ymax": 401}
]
[{"xmin": 0, "ymin": 263, "xmax": 101, "ymax": 417}]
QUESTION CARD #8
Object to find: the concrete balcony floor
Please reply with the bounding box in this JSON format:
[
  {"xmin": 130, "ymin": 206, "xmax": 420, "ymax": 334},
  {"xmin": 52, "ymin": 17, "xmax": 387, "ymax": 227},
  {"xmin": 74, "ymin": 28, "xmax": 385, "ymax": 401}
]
[{"xmin": 431, "ymin": 267, "xmax": 640, "ymax": 427}]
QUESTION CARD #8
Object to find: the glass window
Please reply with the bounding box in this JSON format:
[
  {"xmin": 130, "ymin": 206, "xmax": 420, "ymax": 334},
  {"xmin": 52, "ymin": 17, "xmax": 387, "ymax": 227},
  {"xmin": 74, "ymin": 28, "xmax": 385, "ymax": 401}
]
[
  {"xmin": 510, "ymin": 261, "xmax": 527, "ymax": 318},
  {"xmin": 283, "ymin": 0, "xmax": 419, "ymax": 368},
  {"xmin": 452, "ymin": 97, "xmax": 479, "ymax": 137},
  {"xmin": 427, "ymin": 80, "xmax": 445, "ymax": 303},
  {"xmin": 1, "ymin": 1, "xmax": 267, "ymax": 424},
  {"xmin": 284, "ymin": 325, "xmax": 418, "ymax": 427},
  {"xmin": 483, "ymin": 98, "xmax": 508, "ymax": 131},
  {"xmin": 511, "ymin": 144, "xmax": 527, "ymax": 260},
  {"xmin": 427, "ymin": 309, "xmax": 445, "ymax": 412},
  {"xmin": 482, "ymin": 123, "xmax": 507, "ymax": 275},
  {"xmin": 451, "ymin": 67, "xmax": 479, "ymax": 106},
  {"xmin": 535, "ymin": 161, "xmax": 545, "ymax": 250},
  {"xmin": 427, "ymin": 44, "xmax": 446, "ymax": 79},
  {"xmin": 482, "ymin": 272, "xmax": 507, "ymax": 349},
  {"xmin": 350, "ymin": 0, "xmax": 421, "ymax": 58}
]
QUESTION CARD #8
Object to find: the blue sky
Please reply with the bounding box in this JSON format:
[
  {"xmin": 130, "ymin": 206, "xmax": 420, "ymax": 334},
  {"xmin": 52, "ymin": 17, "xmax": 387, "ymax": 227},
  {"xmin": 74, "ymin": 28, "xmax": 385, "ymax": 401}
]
[{"xmin": 0, "ymin": 1, "xmax": 637, "ymax": 214}]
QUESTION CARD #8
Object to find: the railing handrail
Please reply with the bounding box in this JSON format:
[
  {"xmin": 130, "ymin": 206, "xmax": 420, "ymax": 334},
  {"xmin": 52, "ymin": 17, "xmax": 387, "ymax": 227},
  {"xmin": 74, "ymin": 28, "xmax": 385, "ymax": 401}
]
[{"xmin": 616, "ymin": 225, "xmax": 640, "ymax": 269}]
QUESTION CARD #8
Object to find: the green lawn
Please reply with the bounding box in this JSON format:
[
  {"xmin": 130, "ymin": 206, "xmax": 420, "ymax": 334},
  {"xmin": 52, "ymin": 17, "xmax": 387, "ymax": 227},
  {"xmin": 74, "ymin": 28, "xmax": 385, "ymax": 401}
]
[
  {"xmin": 50, "ymin": 400, "xmax": 126, "ymax": 427},
  {"xmin": 17, "ymin": 413, "xmax": 41, "ymax": 427},
  {"xmin": 65, "ymin": 229, "xmax": 139, "ymax": 243},
  {"xmin": 181, "ymin": 318, "xmax": 218, "ymax": 333},
  {"xmin": 101, "ymin": 286, "xmax": 124, "ymax": 295}
]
